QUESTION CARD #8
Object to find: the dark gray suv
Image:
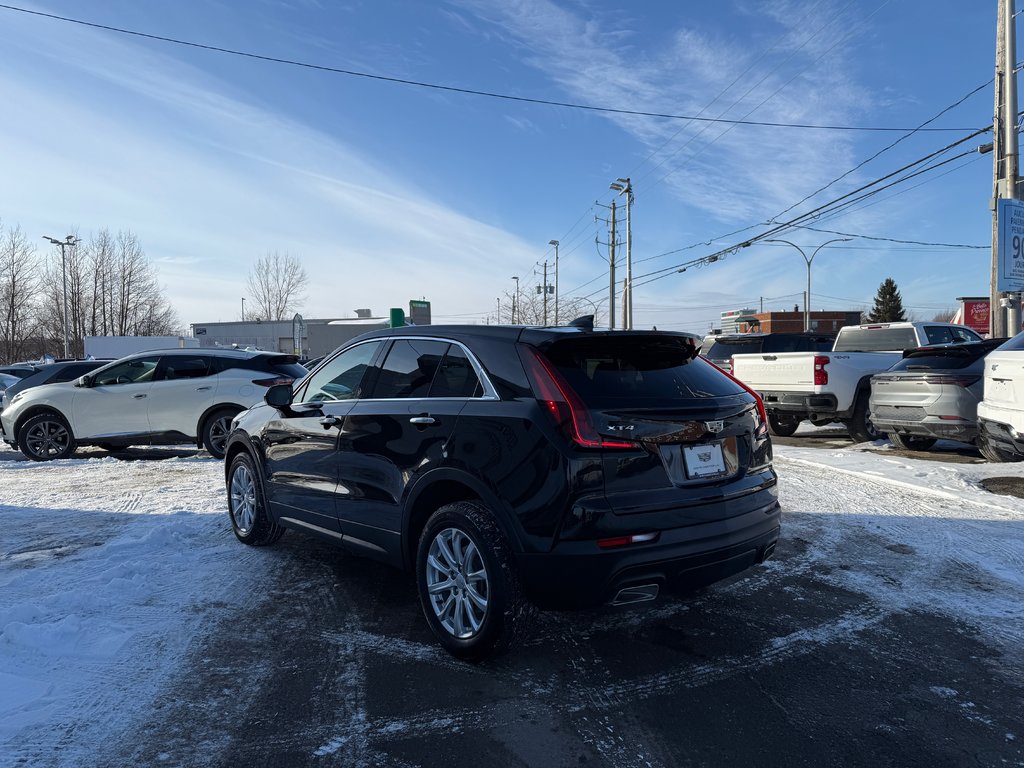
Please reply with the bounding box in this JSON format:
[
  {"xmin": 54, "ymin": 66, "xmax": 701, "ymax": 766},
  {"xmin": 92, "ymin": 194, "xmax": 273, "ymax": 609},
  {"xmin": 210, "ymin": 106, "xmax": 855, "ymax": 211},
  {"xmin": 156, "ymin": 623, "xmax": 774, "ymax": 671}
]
[{"xmin": 224, "ymin": 323, "xmax": 781, "ymax": 659}]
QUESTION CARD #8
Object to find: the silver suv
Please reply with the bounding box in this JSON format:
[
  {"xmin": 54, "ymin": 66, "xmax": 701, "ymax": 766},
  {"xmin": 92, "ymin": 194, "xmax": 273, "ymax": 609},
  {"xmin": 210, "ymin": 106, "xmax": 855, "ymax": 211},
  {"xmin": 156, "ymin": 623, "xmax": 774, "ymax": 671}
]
[{"xmin": 0, "ymin": 349, "xmax": 306, "ymax": 461}]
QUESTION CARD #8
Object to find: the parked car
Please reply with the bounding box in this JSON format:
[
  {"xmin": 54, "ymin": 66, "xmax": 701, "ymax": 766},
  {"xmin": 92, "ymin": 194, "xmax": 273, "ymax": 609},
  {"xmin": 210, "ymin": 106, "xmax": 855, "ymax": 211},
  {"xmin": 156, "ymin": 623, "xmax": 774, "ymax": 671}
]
[
  {"xmin": 0, "ymin": 373, "xmax": 19, "ymax": 394},
  {"xmin": 224, "ymin": 324, "xmax": 780, "ymax": 659},
  {"xmin": 699, "ymin": 331, "xmax": 835, "ymax": 375},
  {"xmin": 0, "ymin": 349, "xmax": 307, "ymax": 461},
  {"xmin": 0, "ymin": 364, "xmax": 39, "ymax": 379},
  {"xmin": 976, "ymin": 332, "xmax": 1024, "ymax": 462},
  {"xmin": 869, "ymin": 339, "xmax": 1007, "ymax": 451},
  {"xmin": 731, "ymin": 321, "xmax": 983, "ymax": 441},
  {"xmin": 0, "ymin": 360, "xmax": 112, "ymax": 411}
]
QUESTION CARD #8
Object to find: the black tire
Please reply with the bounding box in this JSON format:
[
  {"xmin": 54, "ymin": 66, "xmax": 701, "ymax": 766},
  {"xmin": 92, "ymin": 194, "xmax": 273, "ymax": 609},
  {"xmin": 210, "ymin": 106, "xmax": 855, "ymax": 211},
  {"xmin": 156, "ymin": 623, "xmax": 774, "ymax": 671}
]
[
  {"xmin": 202, "ymin": 408, "xmax": 239, "ymax": 459},
  {"xmin": 416, "ymin": 501, "xmax": 535, "ymax": 661},
  {"xmin": 226, "ymin": 452, "xmax": 285, "ymax": 545},
  {"xmin": 18, "ymin": 411, "xmax": 76, "ymax": 461},
  {"xmin": 976, "ymin": 432, "xmax": 1024, "ymax": 463},
  {"xmin": 887, "ymin": 432, "xmax": 937, "ymax": 452},
  {"xmin": 767, "ymin": 413, "xmax": 800, "ymax": 437},
  {"xmin": 844, "ymin": 395, "xmax": 881, "ymax": 443}
]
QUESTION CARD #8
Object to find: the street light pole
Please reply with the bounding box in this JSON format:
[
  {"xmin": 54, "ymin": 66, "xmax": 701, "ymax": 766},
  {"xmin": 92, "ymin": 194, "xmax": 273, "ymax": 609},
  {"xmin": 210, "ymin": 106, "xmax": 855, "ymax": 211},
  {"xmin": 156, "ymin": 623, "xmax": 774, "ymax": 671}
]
[
  {"xmin": 44, "ymin": 234, "xmax": 79, "ymax": 358},
  {"xmin": 765, "ymin": 238, "xmax": 851, "ymax": 331},
  {"xmin": 549, "ymin": 239, "xmax": 560, "ymax": 325},
  {"xmin": 241, "ymin": 297, "xmax": 246, "ymax": 320},
  {"xmin": 610, "ymin": 178, "xmax": 633, "ymax": 329}
]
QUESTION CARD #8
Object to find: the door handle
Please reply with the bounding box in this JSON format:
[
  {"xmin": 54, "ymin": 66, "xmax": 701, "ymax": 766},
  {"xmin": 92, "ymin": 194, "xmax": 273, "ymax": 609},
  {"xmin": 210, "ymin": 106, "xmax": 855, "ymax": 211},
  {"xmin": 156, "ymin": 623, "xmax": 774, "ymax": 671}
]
[
  {"xmin": 133, "ymin": 393, "xmax": 147, "ymax": 399},
  {"xmin": 410, "ymin": 416, "xmax": 436, "ymax": 425},
  {"xmin": 319, "ymin": 415, "xmax": 342, "ymax": 429},
  {"xmin": 195, "ymin": 386, "xmax": 212, "ymax": 391}
]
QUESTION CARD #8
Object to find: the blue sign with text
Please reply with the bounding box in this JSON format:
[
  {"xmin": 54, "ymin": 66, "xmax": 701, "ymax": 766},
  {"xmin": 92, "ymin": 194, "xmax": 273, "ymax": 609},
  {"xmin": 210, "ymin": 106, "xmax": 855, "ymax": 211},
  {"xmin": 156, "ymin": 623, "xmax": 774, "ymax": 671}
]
[{"xmin": 998, "ymin": 198, "xmax": 1024, "ymax": 291}]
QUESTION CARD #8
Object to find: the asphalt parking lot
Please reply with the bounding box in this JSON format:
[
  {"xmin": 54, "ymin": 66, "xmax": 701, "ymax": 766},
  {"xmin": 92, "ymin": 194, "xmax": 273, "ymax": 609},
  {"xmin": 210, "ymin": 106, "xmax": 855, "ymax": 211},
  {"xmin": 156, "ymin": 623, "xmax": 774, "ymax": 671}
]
[{"xmin": 94, "ymin": 449, "xmax": 1022, "ymax": 768}]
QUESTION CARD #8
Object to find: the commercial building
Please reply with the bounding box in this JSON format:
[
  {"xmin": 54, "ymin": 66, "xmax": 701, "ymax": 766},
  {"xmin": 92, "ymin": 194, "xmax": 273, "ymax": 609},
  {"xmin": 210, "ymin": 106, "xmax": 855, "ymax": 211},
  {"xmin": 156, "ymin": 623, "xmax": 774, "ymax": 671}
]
[{"xmin": 731, "ymin": 310, "xmax": 863, "ymax": 334}]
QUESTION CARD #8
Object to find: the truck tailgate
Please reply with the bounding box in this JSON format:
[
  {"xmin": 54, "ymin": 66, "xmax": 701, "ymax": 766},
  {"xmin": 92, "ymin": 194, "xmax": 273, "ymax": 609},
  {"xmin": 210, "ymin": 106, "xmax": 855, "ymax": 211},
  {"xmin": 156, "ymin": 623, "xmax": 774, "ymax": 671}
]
[{"xmin": 730, "ymin": 352, "xmax": 816, "ymax": 389}]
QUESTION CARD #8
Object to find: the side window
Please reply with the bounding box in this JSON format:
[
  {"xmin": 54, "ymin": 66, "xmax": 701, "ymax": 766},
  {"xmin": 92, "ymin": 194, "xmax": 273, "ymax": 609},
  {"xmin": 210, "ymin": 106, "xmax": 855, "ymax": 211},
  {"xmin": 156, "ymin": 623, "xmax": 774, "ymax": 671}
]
[
  {"xmin": 952, "ymin": 326, "xmax": 980, "ymax": 343},
  {"xmin": 300, "ymin": 342, "xmax": 382, "ymax": 403},
  {"xmin": 162, "ymin": 356, "xmax": 212, "ymax": 380},
  {"xmin": 924, "ymin": 326, "xmax": 954, "ymax": 345},
  {"xmin": 93, "ymin": 357, "xmax": 161, "ymax": 386},
  {"xmin": 369, "ymin": 339, "xmax": 449, "ymax": 399},
  {"xmin": 428, "ymin": 345, "xmax": 482, "ymax": 398}
]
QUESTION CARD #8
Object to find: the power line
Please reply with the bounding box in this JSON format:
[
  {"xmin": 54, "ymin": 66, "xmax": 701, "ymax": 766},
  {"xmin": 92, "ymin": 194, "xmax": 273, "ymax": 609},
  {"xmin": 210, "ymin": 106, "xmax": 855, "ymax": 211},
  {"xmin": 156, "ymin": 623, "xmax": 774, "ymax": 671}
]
[
  {"xmin": 792, "ymin": 225, "xmax": 987, "ymax": 249},
  {"xmin": 0, "ymin": 2, "xmax": 982, "ymax": 134}
]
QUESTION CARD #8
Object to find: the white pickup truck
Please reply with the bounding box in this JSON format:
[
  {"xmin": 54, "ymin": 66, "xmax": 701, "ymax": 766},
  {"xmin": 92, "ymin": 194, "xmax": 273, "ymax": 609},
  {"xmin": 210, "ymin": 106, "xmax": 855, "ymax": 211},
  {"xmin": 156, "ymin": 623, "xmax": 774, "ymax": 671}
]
[{"xmin": 729, "ymin": 322, "xmax": 982, "ymax": 441}]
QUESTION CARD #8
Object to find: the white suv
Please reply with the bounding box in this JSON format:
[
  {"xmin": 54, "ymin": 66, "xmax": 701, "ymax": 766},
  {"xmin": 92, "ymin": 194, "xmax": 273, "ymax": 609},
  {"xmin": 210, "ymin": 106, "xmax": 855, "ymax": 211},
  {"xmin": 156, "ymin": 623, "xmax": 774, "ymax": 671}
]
[
  {"xmin": 976, "ymin": 333, "xmax": 1024, "ymax": 462},
  {"xmin": 0, "ymin": 349, "xmax": 307, "ymax": 461}
]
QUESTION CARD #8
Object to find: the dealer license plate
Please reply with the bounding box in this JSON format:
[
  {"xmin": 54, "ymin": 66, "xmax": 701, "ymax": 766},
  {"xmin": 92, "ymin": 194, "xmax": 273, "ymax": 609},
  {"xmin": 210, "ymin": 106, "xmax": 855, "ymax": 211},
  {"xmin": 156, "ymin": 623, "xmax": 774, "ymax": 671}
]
[{"xmin": 682, "ymin": 442, "xmax": 727, "ymax": 478}]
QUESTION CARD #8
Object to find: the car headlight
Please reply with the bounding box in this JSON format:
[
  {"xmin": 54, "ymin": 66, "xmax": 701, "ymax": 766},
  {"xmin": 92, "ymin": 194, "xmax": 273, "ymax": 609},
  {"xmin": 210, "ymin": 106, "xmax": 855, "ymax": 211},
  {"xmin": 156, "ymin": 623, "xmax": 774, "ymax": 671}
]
[{"xmin": 10, "ymin": 392, "xmax": 24, "ymax": 405}]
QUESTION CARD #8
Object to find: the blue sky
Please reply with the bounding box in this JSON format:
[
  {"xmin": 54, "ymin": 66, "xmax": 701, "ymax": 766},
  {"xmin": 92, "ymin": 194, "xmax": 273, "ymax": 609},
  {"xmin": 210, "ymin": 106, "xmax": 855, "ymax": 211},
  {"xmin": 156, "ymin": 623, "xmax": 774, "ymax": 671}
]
[{"xmin": 0, "ymin": 0, "xmax": 1002, "ymax": 332}]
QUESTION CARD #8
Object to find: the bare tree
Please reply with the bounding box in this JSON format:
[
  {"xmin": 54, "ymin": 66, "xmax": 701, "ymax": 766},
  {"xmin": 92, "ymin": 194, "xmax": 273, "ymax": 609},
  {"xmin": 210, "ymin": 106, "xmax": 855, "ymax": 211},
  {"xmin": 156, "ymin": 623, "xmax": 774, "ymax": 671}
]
[
  {"xmin": 246, "ymin": 251, "xmax": 308, "ymax": 321},
  {"xmin": 0, "ymin": 223, "xmax": 41, "ymax": 363},
  {"xmin": 932, "ymin": 308, "xmax": 957, "ymax": 322},
  {"xmin": 498, "ymin": 285, "xmax": 602, "ymax": 326},
  {"xmin": 35, "ymin": 228, "xmax": 179, "ymax": 356}
]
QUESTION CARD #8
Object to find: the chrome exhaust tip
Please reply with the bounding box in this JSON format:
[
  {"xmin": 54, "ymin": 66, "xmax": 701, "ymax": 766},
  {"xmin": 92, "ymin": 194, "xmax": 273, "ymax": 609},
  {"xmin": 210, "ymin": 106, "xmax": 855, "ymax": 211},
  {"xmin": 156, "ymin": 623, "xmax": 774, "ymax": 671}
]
[{"xmin": 611, "ymin": 583, "xmax": 659, "ymax": 606}]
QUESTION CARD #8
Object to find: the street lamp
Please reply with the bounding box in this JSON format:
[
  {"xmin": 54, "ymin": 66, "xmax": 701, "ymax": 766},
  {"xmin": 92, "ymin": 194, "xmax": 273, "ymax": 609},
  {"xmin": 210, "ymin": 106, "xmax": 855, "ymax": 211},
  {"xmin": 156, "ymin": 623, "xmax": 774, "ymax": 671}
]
[
  {"xmin": 548, "ymin": 240, "xmax": 560, "ymax": 325},
  {"xmin": 511, "ymin": 276, "xmax": 520, "ymax": 324},
  {"xmin": 43, "ymin": 234, "xmax": 79, "ymax": 358},
  {"xmin": 610, "ymin": 178, "xmax": 633, "ymax": 329},
  {"xmin": 764, "ymin": 238, "xmax": 852, "ymax": 331}
]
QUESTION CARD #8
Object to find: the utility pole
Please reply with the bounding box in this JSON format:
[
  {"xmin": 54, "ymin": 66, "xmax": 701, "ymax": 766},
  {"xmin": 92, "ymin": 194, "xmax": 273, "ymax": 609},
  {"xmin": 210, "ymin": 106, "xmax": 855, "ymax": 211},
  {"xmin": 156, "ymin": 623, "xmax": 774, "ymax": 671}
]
[
  {"xmin": 511, "ymin": 276, "xmax": 520, "ymax": 324},
  {"xmin": 610, "ymin": 178, "xmax": 634, "ymax": 328},
  {"xmin": 549, "ymin": 240, "xmax": 560, "ymax": 324},
  {"xmin": 992, "ymin": 0, "xmax": 1021, "ymax": 337},
  {"xmin": 496, "ymin": 297, "xmax": 501, "ymax": 324},
  {"xmin": 608, "ymin": 201, "xmax": 617, "ymax": 330},
  {"xmin": 543, "ymin": 261, "xmax": 549, "ymax": 325},
  {"xmin": 43, "ymin": 234, "xmax": 79, "ymax": 358}
]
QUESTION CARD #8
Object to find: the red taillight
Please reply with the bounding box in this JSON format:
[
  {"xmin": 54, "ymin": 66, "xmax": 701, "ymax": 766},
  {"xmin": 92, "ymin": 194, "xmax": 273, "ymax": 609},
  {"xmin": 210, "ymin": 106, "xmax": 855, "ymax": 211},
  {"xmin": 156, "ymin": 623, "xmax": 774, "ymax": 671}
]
[
  {"xmin": 252, "ymin": 376, "xmax": 294, "ymax": 387},
  {"xmin": 597, "ymin": 532, "xmax": 659, "ymax": 549},
  {"xmin": 519, "ymin": 345, "xmax": 636, "ymax": 449},
  {"xmin": 702, "ymin": 357, "xmax": 768, "ymax": 438},
  {"xmin": 814, "ymin": 355, "xmax": 829, "ymax": 386}
]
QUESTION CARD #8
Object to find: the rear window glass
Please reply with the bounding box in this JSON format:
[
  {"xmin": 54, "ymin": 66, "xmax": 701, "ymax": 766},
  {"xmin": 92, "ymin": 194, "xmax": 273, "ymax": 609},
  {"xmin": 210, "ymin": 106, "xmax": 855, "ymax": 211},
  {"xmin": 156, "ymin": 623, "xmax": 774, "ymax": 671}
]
[
  {"xmin": 542, "ymin": 337, "xmax": 745, "ymax": 404},
  {"xmin": 888, "ymin": 354, "xmax": 982, "ymax": 372},
  {"xmin": 997, "ymin": 330, "xmax": 1024, "ymax": 351},
  {"xmin": 833, "ymin": 327, "xmax": 917, "ymax": 352},
  {"xmin": 700, "ymin": 337, "xmax": 764, "ymax": 360}
]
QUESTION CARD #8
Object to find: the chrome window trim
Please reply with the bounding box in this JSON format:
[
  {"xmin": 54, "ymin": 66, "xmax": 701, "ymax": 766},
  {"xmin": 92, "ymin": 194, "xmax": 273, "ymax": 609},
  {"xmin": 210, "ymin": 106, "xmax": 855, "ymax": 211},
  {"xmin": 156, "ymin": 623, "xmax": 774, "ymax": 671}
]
[{"xmin": 293, "ymin": 336, "xmax": 499, "ymax": 406}]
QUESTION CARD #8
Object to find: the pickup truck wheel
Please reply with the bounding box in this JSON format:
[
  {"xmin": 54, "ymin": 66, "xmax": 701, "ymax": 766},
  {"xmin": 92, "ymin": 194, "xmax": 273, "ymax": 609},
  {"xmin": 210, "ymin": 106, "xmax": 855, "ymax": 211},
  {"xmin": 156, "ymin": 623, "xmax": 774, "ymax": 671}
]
[
  {"xmin": 844, "ymin": 395, "xmax": 880, "ymax": 443},
  {"xmin": 887, "ymin": 432, "xmax": 936, "ymax": 451},
  {"xmin": 767, "ymin": 413, "xmax": 800, "ymax": 437},
  {"xmin": 977, "ymin": 432, "xmax": 1024, "ymax": 463}
]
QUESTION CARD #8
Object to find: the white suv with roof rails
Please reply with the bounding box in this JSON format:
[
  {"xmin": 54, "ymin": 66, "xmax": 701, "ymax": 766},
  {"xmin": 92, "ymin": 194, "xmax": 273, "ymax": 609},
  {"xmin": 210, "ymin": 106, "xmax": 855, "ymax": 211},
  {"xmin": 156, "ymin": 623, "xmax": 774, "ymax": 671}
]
[
  {"xmin": 0, "ymin": 349, "xmax": 306, "ymax": 461},
  {"xmin": 976, "ymin": 332, "xmax": 1024, "ymax": 462}
]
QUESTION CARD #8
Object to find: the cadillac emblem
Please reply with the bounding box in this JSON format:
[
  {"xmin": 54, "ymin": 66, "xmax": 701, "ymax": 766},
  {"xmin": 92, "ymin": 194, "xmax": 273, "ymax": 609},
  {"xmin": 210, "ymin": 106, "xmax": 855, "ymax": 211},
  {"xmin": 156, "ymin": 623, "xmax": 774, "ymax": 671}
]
[{"xmin": 705, "ymin": 420, "xmax": 725, "ymax": 433}]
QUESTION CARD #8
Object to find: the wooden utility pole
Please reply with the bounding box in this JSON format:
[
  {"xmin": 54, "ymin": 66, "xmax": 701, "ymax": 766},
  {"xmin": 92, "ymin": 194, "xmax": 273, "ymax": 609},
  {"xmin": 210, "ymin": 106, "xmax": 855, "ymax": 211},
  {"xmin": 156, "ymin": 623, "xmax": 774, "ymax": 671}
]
[
  {"xmin": 608, "ymin": 201, "xmax": 617, "ymax": 330},
  {"xmin": 992, "ymin": 0, "xmax": 1021, "ymax": 336}
]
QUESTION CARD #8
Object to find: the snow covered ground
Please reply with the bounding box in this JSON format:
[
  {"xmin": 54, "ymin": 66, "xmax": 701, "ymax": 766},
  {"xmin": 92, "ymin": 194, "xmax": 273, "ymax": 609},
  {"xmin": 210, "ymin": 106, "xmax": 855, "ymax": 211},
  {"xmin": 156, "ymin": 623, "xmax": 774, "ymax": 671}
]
[{"xmin": 1, "ymin": 440, "xmax": 1022, "ymax": 766}]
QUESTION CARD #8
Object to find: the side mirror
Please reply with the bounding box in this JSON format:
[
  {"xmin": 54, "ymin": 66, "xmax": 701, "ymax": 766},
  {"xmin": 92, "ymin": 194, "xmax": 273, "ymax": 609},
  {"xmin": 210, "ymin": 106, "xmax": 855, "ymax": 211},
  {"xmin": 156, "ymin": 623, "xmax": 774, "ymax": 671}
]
[
  {"xmin": 265, "ymin": 383, "xmax": 294, "ymax": 409},
  {"xmin": 75, "ymin": 374, "xmax": 93, "ymax": 388}
]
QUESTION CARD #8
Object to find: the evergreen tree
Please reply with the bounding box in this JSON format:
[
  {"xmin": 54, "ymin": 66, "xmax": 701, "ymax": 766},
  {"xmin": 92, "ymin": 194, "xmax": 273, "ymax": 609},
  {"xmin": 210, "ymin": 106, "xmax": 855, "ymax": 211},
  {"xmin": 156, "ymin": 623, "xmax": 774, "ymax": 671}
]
[{"xmin": 867, "ymin": 277, "xmax": 907, "ymax": 322}]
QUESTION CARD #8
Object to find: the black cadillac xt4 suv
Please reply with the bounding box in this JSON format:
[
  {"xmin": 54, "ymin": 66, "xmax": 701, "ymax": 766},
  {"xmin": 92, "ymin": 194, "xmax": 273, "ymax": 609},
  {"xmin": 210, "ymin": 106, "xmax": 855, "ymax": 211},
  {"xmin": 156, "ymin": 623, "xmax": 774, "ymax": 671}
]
[{"xmin": 224, "ymin": 322, "xmax": 780, "ymax": 660}]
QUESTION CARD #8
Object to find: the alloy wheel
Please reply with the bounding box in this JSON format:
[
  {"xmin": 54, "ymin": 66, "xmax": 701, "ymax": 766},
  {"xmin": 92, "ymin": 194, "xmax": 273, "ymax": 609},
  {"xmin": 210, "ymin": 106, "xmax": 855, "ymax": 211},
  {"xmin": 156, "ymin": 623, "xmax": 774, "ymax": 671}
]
[
  {"xmin": 425, "ymin": 527, "xmax": 489, "ymax": 639},
  {"xmin": 229, "ymin": 463, "xmax": 257, "ymax": 534},
  {"xmin": 25, "ymin": 420, "xmax": 70, "ymax": 459},
  {"xmin": 209, "ymin": 416, "xmax": 232, "ymax": 455}
]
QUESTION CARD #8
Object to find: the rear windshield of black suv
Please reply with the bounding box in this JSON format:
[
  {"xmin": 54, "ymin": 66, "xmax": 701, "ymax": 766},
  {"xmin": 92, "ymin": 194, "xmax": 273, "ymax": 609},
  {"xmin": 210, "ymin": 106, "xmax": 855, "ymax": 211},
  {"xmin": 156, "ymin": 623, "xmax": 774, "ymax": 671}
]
[{"xmin": 541, "ymin": 336, "xmax": 745, "ymax": 405}]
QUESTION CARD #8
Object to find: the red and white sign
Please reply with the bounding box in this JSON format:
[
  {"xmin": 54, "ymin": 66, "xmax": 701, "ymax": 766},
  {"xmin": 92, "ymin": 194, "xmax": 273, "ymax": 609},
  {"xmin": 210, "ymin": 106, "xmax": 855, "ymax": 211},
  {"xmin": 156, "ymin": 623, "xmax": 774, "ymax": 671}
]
[{"xmin": 960, "ymin": 299, "xmax": 990, "ymax": 335}]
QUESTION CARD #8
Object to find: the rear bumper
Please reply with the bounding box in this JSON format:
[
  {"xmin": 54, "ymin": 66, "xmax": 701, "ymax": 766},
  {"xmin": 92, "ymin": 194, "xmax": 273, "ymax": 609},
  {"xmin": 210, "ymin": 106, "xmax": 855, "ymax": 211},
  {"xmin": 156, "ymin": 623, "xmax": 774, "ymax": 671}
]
[
  {"xmin": 759, "ymin": 390, "xmax": 840, "ymax": 418},
  {"xmin": 870, "ymin": 416, "xmax": 977, "ymax": 442},
  {"xmin": 978, "ymin": 416, "xmax": 1024, "ymax": 457},
  {"xmin": 517, "ymin": 495, "xmax": 782, "ymax": 609}
]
